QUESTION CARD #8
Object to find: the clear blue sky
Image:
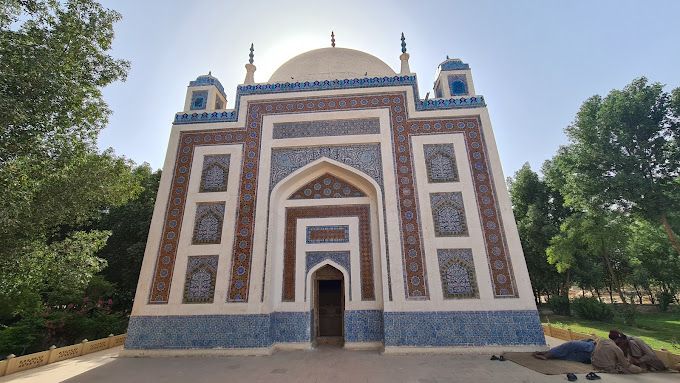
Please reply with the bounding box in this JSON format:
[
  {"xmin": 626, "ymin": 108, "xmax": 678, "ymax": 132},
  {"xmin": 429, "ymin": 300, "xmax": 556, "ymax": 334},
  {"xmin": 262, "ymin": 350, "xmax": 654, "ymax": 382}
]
[{"xmin": 98, "ymin": 0, "xmax": 680, "ymax": 177}]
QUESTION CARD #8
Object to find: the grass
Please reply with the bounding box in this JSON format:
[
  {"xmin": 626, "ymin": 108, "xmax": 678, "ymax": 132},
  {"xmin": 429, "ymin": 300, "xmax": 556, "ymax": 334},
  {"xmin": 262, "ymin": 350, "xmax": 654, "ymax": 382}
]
[{"xmin": 541, "ymin": 310, "xmax": 680, "ymax": 352}]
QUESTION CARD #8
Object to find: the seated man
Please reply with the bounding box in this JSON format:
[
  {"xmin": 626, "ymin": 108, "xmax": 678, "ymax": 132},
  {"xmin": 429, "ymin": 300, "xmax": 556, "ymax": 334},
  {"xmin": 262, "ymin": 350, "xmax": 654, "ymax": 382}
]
[
  {"xmin": 591, "ymin": 338, "xmax": 642, "ymax": 374},
  {"xmin": 609, "ymin": 330, "xmax": 667, "ymax": 371},
  {"xmin": 533, "ymin": 339, "xmax": 595, "ymax": 363}
]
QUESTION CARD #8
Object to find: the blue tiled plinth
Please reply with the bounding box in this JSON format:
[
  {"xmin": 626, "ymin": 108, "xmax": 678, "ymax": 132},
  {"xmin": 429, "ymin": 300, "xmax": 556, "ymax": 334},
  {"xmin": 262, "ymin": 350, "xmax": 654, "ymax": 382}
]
[
  {"xmin": 383, "ymin": 310, "xmax": 545, "ymax": 347},
  {"xmin": 345, "ymin": 310, "xmax": 384, "ymax": 342},
  {"xmin": 125, "ymin": 310, "xmax": 545, "ymax": 349}
]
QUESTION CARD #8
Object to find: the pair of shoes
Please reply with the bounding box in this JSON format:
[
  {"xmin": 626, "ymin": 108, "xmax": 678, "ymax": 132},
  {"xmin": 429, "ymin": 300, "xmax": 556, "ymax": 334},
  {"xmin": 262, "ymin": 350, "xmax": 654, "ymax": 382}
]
[
  {"xmin": 585, "ymin": 372, "xmax": 601, "ymax": 380},
  {"xmin": 490, "ymin": 355, "xmax": 506, "ymax": 361},
  {"xmin": 490, "ymin": 355, "xmax": 498, "ymax": 360},
  {"xmin": 566, "ymin": 373, "xmax": 577, "ymax": 381}
]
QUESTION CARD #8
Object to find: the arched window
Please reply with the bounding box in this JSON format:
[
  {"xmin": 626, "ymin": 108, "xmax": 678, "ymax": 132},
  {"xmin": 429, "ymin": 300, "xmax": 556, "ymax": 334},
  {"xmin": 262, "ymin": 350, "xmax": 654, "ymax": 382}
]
[{"xmin": 448, "ymin": 75, "xmax": 468, "ymax": 96}]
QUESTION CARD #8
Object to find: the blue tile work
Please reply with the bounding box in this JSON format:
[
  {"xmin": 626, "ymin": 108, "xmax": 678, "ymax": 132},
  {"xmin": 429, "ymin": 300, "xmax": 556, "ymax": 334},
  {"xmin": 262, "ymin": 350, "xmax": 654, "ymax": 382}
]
[
  {"xmin": 125, "ymin": 310, "xmax": 545, "ymax": 349},
  {"xmin": 448, "ymin": 75, "xmax": 468, "ymax": 96},
  {"xmin": 125, "ymin": 312, "xmax": 312, "ymax": 349},
  {"xmin": 270, "ymin": 144, "xmax": 383, "ymax": 189},
  {"xmin": 305, "ymin": 251, "xmax": 351, "ymax": 275},
  {"xmin": 383, "ymin": 310, "xmax": 546, "ymax": 347},
  {"xmin": 189, "ymin": 74, "xmax": 227, "ymax": 100},
  {"xmin": 439, "ymin": 59, "xmax": 470, "ymax": 71},
  {"xmin": 344, "ymin": 310, "xmax": 384, "ymax": 342},
  {"xmin": 174, "ymin": 74, "xmax": 486, "ymax": 125},
  {"xmin": 273, "ymin": 118, "xmax": 380, "ymax": 139},
  {"xmin": 125, "ymin": 314, "xmax": 271, "ymax": 349},
  {"xmin": 306, "ymin": 225, "xmax": 350, "ymax": 244},
  {"xmin": 190, "ymin": 90, "xmax": 208, "ymax": 110},
  {"xmin": 270, "ymin": 312, "xmax": 311, "ymax": 343}
]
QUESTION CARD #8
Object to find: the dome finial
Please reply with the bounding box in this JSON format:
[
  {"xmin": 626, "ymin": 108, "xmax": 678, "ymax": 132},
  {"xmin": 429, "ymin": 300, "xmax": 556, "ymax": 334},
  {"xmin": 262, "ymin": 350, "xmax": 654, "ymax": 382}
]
[
  {"xmin": 208, "ymin": 70, "xmax": 212, "ymax": 76},
  {"xmin": 399, "ymin": 32, "xmax": 411, "ymax": 75},
  {"xmin": 244, "ymin": 43, "xmax": 256, "ymax": 84},
  {"xmin": 331, "ymin": 31, "xmax": 335, "ymax": 48}
]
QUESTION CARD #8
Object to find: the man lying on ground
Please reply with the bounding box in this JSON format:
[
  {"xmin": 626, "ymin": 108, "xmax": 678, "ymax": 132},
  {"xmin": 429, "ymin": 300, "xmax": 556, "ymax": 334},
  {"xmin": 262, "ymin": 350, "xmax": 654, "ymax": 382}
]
[
  {"xmin": 534, "ymin": 338, "xmax": 642, "ymax": 374},
  {"xmin": 533, "ymin": 339, "xmax": 595, "ymax": 363},
  {"xmin": 609, "ymin": 330, "xmax": 667, "ymax": 372}
]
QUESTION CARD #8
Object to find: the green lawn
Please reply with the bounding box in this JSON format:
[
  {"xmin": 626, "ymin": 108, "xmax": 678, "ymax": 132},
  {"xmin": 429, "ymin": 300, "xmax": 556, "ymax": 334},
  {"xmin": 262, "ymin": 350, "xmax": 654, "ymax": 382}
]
[{"xmin": 542, "ymin": 311, "xmax": 680, "ymax": 352}]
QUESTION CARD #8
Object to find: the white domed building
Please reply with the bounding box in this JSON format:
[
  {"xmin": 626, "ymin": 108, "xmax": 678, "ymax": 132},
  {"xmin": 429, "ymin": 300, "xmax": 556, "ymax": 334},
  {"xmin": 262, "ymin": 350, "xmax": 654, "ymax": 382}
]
[{"xmin": 124, "ymin": 36, "xmax": 545, "ymax": 354}]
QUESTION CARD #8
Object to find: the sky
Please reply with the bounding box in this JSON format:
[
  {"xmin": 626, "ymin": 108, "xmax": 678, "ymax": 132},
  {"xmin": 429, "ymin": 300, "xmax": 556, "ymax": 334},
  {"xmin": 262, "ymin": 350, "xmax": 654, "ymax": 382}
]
[{"xmin": 98, "ymin": 0, "xmax": 680, "ymax": 178}]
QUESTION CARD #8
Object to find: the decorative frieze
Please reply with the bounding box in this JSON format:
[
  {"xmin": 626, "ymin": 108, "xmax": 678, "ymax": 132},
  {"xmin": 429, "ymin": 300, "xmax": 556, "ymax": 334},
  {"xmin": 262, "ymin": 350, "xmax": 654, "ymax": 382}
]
[
  {"xmin": 306, "ymin": 225, "xmax": 350, "ymax": 244},
  {"xmin": 273, "ymin": 118, "xmax": 380, "ymax": 139}
]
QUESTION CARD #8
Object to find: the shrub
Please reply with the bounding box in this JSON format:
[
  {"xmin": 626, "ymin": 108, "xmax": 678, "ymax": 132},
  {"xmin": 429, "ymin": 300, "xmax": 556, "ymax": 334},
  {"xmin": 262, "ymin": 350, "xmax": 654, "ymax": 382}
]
[
  {"xmin": 657, "ymin": 291, "xmax": 674, "ymax": 312},
  {"xmin": 615, "ymin": 303, "xmax": 638, "ymax": 326},
  {"xmin": 571, "ymin": 297, "xmax": 614, "ymax": 322},
  {"xmin": 547, "ymin": 295, "xmax": 571, "ymax": 316}
]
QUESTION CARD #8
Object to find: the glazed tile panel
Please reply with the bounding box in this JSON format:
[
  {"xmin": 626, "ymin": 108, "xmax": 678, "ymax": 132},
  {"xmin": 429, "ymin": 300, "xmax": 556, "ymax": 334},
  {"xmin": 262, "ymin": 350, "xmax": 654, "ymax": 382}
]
[
  {"xmin": 191, "ymin": 202, "xmax": 226, "ymax": 244},
  {"xmin": 383, "ymin": 310, "xmax": 545, "ymax": 346},
  {"xmin": 148, "ymin": 92, "xmax": 517, "ymax": 304},
  {"xmin": 183, "ymin": 255, "xmax": 218, "ymax": 303},
  {"xmin": 289, "ymin": 173, "xmax": 366, "ymax": 199},
  {"xmin": 272, "ymin": 118, "xmax": 380, "ymax": 139},
  {"xmin": 284, "ymin": 205, "xmax": 373, "ymax": 301},
  {"xmin": 199, "ymin": 154, "xmax": 230, "ymax": 192},
  {"xmin": 424, "ymin": 144, "xmax": 458, "ymax": 183},
  {"xmin": 437, "ymin": 249, "xmax": 478, "ymax": 299},
  {"xmin": 430, "ymin": 192, "xmax": 468, "ymax": 237},
  {"xmin": 305, "ymin": 225, "xmax": 350, "ymax": 244}
]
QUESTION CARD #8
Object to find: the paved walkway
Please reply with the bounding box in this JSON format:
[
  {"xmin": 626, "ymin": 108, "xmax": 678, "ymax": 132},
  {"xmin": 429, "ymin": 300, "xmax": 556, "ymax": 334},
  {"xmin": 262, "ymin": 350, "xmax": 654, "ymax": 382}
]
[{"xmin": 1, "ymin": 339, "xmax": 676, "ymax": 383}]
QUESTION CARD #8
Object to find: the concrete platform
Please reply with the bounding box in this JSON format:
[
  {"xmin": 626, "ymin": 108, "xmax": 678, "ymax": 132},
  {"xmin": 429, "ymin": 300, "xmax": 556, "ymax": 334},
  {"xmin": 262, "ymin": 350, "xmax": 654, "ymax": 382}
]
[{"xmin": 0, "ymin": 338, "xmax": 676, "ymax": 383}]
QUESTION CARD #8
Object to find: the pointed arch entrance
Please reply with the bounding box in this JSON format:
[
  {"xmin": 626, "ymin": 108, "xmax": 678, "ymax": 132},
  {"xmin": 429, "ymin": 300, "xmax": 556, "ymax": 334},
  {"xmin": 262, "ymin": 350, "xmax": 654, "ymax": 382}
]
[
  {"xmin": 311, "ymin": 264, "xmax": 345, "ymax": 345},
  {"xmin": 265, "ymin": 157, "xmax": 386, "ymax": 316}
]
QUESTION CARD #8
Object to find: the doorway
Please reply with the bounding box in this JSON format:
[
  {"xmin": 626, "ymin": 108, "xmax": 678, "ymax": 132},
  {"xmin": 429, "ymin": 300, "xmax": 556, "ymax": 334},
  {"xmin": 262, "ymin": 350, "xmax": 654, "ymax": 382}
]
[{"xmin": 313, "ymin": 265, "xmax": 344, "ymax": 346}]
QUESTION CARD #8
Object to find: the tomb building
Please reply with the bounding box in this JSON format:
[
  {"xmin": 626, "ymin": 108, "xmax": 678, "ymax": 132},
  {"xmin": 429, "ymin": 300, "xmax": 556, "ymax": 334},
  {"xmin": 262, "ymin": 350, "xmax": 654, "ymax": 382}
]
[{"xmin": 124, "ymin": 35, "xmax": 546, "ymax": 354}]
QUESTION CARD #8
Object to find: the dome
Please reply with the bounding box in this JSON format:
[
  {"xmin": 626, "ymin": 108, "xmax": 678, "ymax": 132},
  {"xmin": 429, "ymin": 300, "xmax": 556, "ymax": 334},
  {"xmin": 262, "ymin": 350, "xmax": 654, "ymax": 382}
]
[{"xmin": 269, "ymin": 47, "xmax": 396, "ymax": 83}]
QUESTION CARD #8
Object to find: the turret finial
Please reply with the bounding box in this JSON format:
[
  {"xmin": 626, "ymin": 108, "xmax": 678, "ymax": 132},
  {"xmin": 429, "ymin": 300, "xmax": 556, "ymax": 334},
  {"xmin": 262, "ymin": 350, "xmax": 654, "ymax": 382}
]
[
  {"xmin": 446, "ymin": 55, "xmax": 450, "ymax": 60},
  {"xmin": 331, "ymin": 31, "xmax": 335, "ymax": 48},
  {"xmin": 208, "ymin": 71, "xmax": 212, "ymax": 76},
  {"xmin": 249, "ymin": 43, "xmax": 254, "ymax": 65},
  {"xmin": 401, "ymin": 32, "xmax": 407, "ymax": 53}
]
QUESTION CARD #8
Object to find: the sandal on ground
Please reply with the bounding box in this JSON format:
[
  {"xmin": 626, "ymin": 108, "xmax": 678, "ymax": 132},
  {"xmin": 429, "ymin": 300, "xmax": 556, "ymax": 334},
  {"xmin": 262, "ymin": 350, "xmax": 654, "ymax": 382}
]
[
  {"xmin": 498, "ymin": 355, "xmax": 506, "ymax": 361},
  {"xmin": 585, "ymin": 372, "xmax": 601, "ymax": 380},
  {"xmin": 567, "ymin": 373, "xmax": 577, "ymax": 381},
  {"xmin": 490, "ymin": 355, "xmax": 499, "ymax": 360}
]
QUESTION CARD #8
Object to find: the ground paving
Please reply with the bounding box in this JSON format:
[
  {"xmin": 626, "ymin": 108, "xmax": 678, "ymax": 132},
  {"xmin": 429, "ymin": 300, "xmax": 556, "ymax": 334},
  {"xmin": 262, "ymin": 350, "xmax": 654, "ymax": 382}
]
[{"xmin": 1, "ymin": 338, "xmax": 676, "ymax": 383}]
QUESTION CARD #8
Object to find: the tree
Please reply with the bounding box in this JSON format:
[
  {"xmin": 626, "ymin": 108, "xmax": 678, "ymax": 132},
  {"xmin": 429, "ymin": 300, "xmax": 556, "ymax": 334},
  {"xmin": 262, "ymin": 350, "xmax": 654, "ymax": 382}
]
[
  {"xmin": 508, "ymin": 163, "xmax": 566, "ymax": 302},
  {"xmin": 0, "ymin": 0, "xmax": 135, "ymax": 355},
  {"xmin": 547, "ymin": 212, "xmax": 631, "ymax": 303},
  {"xmin": 557, "ymin": 78, "xmax": 680, "ymax": 255},
  {"xmin": 94, "ymin": 166, "xmax": 161, "ymax": 310}
]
